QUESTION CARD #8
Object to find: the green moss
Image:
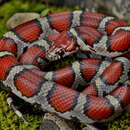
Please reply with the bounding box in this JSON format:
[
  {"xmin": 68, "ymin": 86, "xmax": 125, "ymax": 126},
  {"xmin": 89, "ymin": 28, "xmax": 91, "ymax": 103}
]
[
  {"xmin": 95, "ymin": 110, "xmax": 130, "ymax": 130},
  {"xmin": 0, "ymin": 0, "xmax": 130, "ymax": 130},
  {"xmin": 0, "ymin": 91, "xmax": 42, "ymax": 130}
]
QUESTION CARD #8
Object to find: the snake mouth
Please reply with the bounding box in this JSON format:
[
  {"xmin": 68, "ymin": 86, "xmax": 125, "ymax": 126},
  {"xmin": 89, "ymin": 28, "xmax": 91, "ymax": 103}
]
[
  {"xmin": 46, "ymin": 46, "xmax": 79, "ymax": 61},
  {"xmin": 46, "ymin": 47, "xmax": 66, "ymax": 61}
]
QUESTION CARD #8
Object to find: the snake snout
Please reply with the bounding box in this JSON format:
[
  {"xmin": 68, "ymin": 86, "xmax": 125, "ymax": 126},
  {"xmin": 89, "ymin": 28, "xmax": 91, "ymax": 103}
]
[{"xmin": 46, "ymin": 46, "xmax": 64, "ymax": 61}]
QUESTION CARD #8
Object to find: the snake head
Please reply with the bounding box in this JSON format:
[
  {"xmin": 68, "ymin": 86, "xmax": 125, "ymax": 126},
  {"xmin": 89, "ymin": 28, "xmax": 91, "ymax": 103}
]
[{"xmin": 46, "ymin": 31, "xmax": 79, "ymax": 61}]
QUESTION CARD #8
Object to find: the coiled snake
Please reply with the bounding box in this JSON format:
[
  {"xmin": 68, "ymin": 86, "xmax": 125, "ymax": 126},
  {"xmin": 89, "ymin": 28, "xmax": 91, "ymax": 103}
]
[{"xmin": 1, "ymin": 11, "xmax": 130, "ymax": 128}]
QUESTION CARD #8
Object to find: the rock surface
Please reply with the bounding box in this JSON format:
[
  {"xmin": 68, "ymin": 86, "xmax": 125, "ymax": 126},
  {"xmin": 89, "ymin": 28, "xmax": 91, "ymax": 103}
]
[
  {"xmin": 42, "ymin": 0, "xmax": 130, "ymax": 20},
  {"xmin": 6, "ymin": 12, "xmax": 40, "ymax": 29},
  {"xmin": 39, "ymin": 113, "xmax": 76, "ymax": 130}
]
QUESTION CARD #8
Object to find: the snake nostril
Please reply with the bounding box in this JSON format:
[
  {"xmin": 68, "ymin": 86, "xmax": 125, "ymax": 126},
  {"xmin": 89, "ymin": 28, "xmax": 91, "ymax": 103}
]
[{"xmin": 37, "ymin": 57, "xmax": 43, "ymax": 63}]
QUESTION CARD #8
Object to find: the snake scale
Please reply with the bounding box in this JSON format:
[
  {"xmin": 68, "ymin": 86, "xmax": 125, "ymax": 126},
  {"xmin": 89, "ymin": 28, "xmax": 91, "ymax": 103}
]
[{"xmin": 1, "ymin": 10, "xmax": 130, "ymax": 126}]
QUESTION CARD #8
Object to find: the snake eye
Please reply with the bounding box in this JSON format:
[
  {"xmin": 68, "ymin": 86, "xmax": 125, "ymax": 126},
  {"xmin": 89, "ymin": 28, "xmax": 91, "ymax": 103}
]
[{"xmin": 37, "ymin": 57, "xmax": 47, "ymax": 65}]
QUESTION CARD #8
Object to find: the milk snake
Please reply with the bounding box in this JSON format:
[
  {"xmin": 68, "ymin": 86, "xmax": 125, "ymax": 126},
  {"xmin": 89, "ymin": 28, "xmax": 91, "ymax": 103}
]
[{"xmin": 1, "ymin": 10, "xmax": 130, "ymax": 125}]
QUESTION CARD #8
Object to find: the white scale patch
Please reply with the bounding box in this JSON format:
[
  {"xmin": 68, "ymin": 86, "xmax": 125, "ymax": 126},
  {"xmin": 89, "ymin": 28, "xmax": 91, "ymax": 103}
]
[
  {"xmin": 35, "ymin": 81, "xmax": 56, "ymax": 110},
  {"xmin": 91, "ymin": 60, "xmax": 111, "ymax": 96},
  {"xmin": 93, "ymin": 35, "xmax": 122, "ymax": 57},
  {"xmin": 112, "ymin": 26, "xmax": 130, "ymax": 35},
  {"xmin": 94, "ymin": 78, "xmax": 107, "ymax": 96},
  {"xmin": 100, "ymin": 94, "xmax": 123, "ymax": 123},
  {"xmin": 72, "ymin": 61, "xmax": 87, "ymax": 89},
  {"xmin": 91, "ymin": 57, "xmax": 130, "ymax": 95},
  {"xmin": 44, "ymin": 72, "xmax": 53, "ymax": 80},
  {"xmin": 73, "ymin": 93, "xmax": 95, "ymax": 124},
  {"xmin": 93, "ymin": 35, "xmax": 108, "ymax": 53},
  {"xmin": 91, "ymin": 60, "xmax": 111, "ymax": 81},
  {"xmin": 71, "ymin": 11, "xmax": 83, "ymax": 28},
  {"xmin": 36, "ymin": 39, "xmax": 51, "ymax": 49},
  {"xmin": 69, "ymin": 28, "xmax": 91, "ymax": 51},
  {"xmin": 106, "ymin": 95, "xmax": 123, "ymax": 112},
  {"xmin": 2, "ymin": 64, "xmax": 38, "ymax": 103},
  {"xmin": 29, "ymin": 39, "xmax": 51, "ymax": 50},
  {"xmin": 114, "ymin": 57, "xmax": 130, "ymax": 82},
  {"xmin": 98, "ymin": 16, "xmax": 115, "ymax": 34},
  {"xmin": 0, "ymin": 51, "xmax": 14, "ymax": 57},
  {"xmin": 94, "ymin": 77, "xmax": 120, "ymax": 95},
  {"xmin": 94, "ymin": 58, "xmax": 130, "ymax": 95},
  {"xmin": 4, "ymin": 31, "xmax": 29, "ymax": 58},
  {"xmin": 37, "ymin": 17, "xmax": 52, "ymax": 38}
]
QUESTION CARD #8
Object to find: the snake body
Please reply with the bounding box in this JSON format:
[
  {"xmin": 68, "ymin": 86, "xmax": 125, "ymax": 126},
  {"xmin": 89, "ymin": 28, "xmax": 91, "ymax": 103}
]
[{"xmin": 1, "ymin": 11, "xmax": 130, "ymax": 125}]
